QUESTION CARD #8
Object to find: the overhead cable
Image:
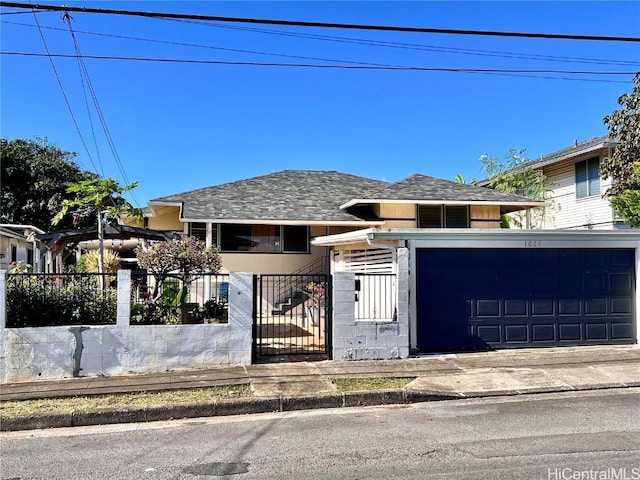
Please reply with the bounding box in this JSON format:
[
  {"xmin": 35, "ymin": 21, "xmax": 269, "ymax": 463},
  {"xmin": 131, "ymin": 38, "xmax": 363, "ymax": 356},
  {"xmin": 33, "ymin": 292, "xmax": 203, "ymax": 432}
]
[
  {"xmin": 2, "ymin": 51, "xmax": 634, "ymax": 77},
  {"xmin": 29, "ymin": 10, "xmax": 102, "ymax": 175},
  {"xmin": 63, "ymin": 12, "xmax": 140, "ymax": 206},
  {"xmin": 1, "ymin": 1, "xmax": 639, "ymax": 42},
  {"xmin": 4, "ymin": 19, "xmax": 638, "ymax": 68}
]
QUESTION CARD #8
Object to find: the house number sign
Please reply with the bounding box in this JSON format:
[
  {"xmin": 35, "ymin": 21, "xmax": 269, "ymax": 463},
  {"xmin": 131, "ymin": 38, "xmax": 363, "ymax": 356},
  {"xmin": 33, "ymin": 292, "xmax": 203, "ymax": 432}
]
[{"xmin": 524, "ymin": 240, "xmax": 542, "ymax": 247}]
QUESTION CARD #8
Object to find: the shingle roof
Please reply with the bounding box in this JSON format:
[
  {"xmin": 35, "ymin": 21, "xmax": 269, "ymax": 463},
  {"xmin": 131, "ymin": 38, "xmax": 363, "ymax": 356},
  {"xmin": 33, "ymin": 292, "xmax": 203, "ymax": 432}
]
[
  {"xmin": 523, "ymin": 135, "xmax": 616, "ymax": 171},
  {"xmin": 150, "ymin": 170, "xmax": 389, "ymax": 223},
  {"xmin": 356, "ymin": 174, "xmax": 541, "ymax": 204},
  {"xmin": 150, "ymin": 170, "xmax": 542, "ymax": 223}
]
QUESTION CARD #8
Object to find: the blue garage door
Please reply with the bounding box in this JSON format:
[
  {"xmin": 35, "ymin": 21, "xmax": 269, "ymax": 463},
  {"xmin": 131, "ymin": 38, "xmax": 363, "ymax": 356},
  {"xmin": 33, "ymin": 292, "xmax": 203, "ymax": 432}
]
[{"xmin": 416, "ymin": 248, "xmax": 636, "ymax": 351}]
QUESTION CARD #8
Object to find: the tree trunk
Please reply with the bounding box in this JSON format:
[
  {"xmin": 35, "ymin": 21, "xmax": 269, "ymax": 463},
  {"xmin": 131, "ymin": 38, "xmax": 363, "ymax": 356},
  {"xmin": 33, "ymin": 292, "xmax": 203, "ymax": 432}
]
[{"xmin": 97, "ymin": 210, "xmax": 105, "ymax": 289}]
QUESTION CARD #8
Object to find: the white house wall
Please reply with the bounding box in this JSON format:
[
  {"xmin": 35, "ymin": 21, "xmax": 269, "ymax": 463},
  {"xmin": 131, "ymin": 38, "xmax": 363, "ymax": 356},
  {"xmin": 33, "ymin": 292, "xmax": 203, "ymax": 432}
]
[{"xmin": 543, "ymin": 157, "xmax": 616, "ymax": 230}]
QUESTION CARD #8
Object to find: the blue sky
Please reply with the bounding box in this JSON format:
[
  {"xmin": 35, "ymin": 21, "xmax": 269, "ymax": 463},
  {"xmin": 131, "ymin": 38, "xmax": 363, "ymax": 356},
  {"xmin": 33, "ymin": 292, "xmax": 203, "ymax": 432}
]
[{"xmin": 1, "ymin": 1, "xmax": 639, "ymax": 207}]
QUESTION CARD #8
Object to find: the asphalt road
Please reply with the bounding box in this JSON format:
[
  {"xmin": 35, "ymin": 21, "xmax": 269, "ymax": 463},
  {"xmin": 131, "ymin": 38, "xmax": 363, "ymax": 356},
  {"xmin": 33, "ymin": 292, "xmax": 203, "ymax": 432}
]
[{"xmin": 2, "ymin": 389, "xmax": 639, "ymax": 480}]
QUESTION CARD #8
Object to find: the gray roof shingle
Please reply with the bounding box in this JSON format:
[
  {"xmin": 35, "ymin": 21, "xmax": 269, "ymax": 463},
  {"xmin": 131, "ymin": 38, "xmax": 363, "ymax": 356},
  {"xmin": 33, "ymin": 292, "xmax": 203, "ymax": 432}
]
[
  {"xmin": 357, "ymin": 174, "xmax": 541, "ymax": 204},
  {"xmin": 151, "ymin": 170, "xmax": 389, "ymax": 222},
  {"xmin": 150, "ymin": 170, "xmax": 542, "ymax": 222}
]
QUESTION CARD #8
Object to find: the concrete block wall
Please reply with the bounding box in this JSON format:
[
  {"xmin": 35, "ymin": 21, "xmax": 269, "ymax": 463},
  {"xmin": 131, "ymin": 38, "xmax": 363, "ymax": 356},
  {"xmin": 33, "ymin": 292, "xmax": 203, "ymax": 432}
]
[
  {"xmin": 0, "ymin": 272, "xmax": 254, "ymax": 382},
  {"xmin": 332, "ymin": 248, "xmax": 410, "ymax": 360}
]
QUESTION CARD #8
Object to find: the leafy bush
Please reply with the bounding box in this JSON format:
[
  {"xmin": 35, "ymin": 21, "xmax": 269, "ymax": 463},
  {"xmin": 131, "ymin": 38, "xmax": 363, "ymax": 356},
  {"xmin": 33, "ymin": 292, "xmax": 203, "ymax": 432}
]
[{"xmin": 6, "ymin": 274, "xmax": 117, "ymax": 327}]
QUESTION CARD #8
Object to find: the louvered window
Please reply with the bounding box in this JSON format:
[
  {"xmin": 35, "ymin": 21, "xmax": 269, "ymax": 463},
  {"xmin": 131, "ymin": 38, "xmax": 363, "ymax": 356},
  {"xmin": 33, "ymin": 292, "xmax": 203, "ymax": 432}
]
[
  {"xmin": 418, "ymin": 205, "xmax": 469, "ymax": 228},
  {"xmin": 444, "ymin": 205, "xmax": 469, "ymax": 228},
  {"xmin": 189, "ymin": 222, "xmax": 207, "ymax": 242},
  {"xmin": 418, "ymin": 205, "xmax": 442, "ymax": 228}
]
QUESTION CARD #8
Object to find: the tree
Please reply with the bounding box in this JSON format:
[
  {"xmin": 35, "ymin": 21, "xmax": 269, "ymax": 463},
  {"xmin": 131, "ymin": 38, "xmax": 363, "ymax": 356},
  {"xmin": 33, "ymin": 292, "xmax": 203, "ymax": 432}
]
[
  {"xmin": 1, "ymin": 137, "xmax": 96, "ymax": 230},
  {"xmin": 136, "ymin": 237, "xmax": 222, "ymax": 300},
  {"xmin": 53, "ymin": 178, "xmax": 141, "ymax": 275},
  {"xmin": 480, "ymin": 147, "xmax": 549, "ymax": 228},
  {"xmin": 602, "ymin": 73, "xmax": 640, "ymax": 197},
  {"xmin": 136, "ymin": 238, "xmax": 222, "ymax": 323},
  {"xmin": 610, "ymin": 162, "xmax": 640, "ymax": 227}
]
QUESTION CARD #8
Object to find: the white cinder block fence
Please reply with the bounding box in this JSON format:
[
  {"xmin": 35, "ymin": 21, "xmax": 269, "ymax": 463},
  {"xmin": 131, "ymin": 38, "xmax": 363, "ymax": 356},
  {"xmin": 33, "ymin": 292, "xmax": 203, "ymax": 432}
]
[
  {"xmin": 0, "ymin": 272, "xmax": 254, "ymax": 382},
  {"xmin": 0, "ymin": 262, "xmax": 410, "ymax": 382}
]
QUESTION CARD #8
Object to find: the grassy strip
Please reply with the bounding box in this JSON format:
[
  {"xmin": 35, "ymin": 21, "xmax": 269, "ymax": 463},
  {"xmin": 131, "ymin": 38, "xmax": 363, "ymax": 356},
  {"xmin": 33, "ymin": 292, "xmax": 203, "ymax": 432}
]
[
  {"xmin": 0, "ymin": 384, "xmax": 253, "ymax": 417},
  {"xmin": 1, "ymin": 378, "xmax": 416, "ymax": 417},
  {"xmin": 331, "ymin": 377, "xmax": 415, "ymax": 392}
]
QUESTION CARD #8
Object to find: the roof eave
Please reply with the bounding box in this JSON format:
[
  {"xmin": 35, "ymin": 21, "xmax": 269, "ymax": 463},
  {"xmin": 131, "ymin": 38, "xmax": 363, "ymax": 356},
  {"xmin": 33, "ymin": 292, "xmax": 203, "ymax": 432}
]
[
  {"xmin": 146, "ymin": 201, "xmax": 184, "ymax": 218},
  {"xmin": 181, "ymin": 217, "xmax": 385, "ymax": 226},
  {"xmin": 341, "ymin": 199, "xmax": 546, "ymax": 210},
  {"xmin": 523, "ymin": 140, "xmax": 616, "ymax": 171},
  {"xmin": 478, "ymin": 139, "xmax": 617, "ymax": 186}
]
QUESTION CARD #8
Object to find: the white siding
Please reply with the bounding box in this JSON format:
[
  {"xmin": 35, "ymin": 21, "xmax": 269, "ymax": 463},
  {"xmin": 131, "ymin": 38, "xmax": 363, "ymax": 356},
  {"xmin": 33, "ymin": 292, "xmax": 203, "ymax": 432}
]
[{"xmin": 542, "ymin": 156, "xmax": 617, "ymax": 230}]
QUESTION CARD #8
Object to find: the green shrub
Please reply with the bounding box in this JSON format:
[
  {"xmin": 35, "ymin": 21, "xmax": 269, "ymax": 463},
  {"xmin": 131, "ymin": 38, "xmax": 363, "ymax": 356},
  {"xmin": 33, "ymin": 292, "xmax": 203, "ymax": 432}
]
[{"xmin": 6, "ymin": 274, "xmax": 117, "ymax": 327}]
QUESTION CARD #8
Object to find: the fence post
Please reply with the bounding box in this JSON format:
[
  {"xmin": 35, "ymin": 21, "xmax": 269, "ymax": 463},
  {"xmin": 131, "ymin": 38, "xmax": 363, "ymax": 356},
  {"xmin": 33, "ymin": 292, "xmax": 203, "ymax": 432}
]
[
  {"xmin": 395, "ymin": 247, "xmax": 410, "ymax": 357},
  {"xmin": 0, "ymin": 270, "xmax": 6, "ymax": 329},
  {"xmin": 117, "ymin": 269, "xmax": 131, "ymax": 327},
  {"xmin": 332, "ymin": 272, "xmax": 356, "ymax": 360},
  {"xmin": 228, "ymin": 272, "xmax": 253, "ymax": 363}
]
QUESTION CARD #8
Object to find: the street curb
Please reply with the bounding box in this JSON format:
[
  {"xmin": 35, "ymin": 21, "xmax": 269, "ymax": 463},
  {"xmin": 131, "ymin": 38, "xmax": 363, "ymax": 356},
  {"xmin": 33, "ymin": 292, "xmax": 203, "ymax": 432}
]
[{"xmin": 1, "ymin": 385, "xmax": 636, "ymax": 432}]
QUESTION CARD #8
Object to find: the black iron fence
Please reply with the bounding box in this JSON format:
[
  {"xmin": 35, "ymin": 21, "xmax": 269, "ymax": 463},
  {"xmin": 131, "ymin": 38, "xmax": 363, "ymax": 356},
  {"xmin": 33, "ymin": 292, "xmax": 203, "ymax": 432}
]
[
  {"xmin": 254, "ymin": 273, "xmax": 331, "ymax": 358},
  {"xmin": 131, "ymin": 272, "xmax": 230, "ymax": 325},
  {"xmin": 6, "ymin": 273, "xmax": 118, "ymax": 327},
  {"xmin": 355, "ymin": 273, "xmax": 397, "ymax": 321}
]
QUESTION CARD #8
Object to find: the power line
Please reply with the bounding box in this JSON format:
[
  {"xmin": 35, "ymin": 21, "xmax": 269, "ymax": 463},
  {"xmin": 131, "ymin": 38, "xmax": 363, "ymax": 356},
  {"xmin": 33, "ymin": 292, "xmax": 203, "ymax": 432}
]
[
  {"xmin": 2, "ymin": 1, "xmax": 639, "ymax": 42},
  {"xmin": 0, "ymin": 8, "xmax": 41, "ymax": 15},
  {"xmin": 2, "ymin": 19, "xmax": 400, "ymax": 69},
  {"xmin": 5, "ymin": 19, "xmax": 638, "ymax": 68},
  {"xmin": 63, "ymin": 13, "xmax": 141, "ymax": 206},
  {"xmin": 29, "ymin": 10, "xmax": 102, "ymax": 175},
  {"xmin": 70, "ymin": 25, "xmax": 105, "ymax": 177},
  {"xmin": 2, "ymin": 51, "xmax": 634, "ymax": 78},
  {"xmin": 169, "ymin": 18, "xmax": 640, "ymax": 67}
]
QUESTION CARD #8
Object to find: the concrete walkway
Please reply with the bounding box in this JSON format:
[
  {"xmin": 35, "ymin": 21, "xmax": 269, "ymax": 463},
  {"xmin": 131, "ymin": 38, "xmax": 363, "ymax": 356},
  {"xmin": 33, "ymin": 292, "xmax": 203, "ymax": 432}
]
[{"xmin": 2, "ymin": 345, "xmax": 639, "ymax": 431}]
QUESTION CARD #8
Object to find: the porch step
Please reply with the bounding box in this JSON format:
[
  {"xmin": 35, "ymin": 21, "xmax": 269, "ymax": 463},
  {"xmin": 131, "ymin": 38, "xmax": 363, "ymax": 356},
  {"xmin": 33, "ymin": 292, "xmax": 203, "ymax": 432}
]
[{"xmin": 271, "ymin": 291, "xmax": 305, "ymax": 315}]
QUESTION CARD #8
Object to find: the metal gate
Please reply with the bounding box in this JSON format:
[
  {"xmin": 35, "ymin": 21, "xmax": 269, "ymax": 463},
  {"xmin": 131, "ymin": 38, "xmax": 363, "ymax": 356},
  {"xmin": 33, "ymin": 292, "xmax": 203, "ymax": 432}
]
[{"xmin": 253, "ymin": 273, "xmax": 331, "ymax": 361}]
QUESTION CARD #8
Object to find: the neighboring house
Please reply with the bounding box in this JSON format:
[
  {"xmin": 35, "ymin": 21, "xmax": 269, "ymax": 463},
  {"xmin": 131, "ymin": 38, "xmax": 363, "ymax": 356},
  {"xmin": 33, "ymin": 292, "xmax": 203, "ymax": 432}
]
[
  {"xmin": 0, "ymin": 224, "xmax": 44, "ymax": 271},
  {"xmin": 483, "ymin": 136, "xmax": 626, "ymax": 230},
  {"xmin": 135, "ymin": 170, "xmax": 544, "ymax": 275}
]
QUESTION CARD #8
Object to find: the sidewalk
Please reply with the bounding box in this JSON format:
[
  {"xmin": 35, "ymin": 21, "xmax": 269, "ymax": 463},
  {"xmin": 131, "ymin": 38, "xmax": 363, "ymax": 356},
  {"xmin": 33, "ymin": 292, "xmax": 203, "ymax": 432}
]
[{"xmin": 2, "ymin": 345, "xmax": 639, "ymax": 431}]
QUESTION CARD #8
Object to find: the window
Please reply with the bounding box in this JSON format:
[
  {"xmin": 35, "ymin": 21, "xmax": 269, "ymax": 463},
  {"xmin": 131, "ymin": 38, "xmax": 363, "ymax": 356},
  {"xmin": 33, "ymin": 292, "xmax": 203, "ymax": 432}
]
[
  {"xmin": 417, "ymin": 205, "xmax": 469, "ymax": 228},
  {"xmin": 189, "ymin": 222, "xmax": 207, "ymax": 242},
  {"xmin": 417, "ymin": 205, "xmax": 442, "ymax": 228},
  {"xmin": 219, "ymin": 224, "xmax": 309, "ymax": 253},
  {"xmin": 10, "ymin": 245, "xmax": 17, "ymax": 262},
  {"xmin": 444, "ymin": 205, "xmax": 469, "ymax": 228},
  {"xmin": 282, "ymin": 225, "xmax": 308, "ymax": 252},
  {"xmin": 27, "ymin": 248, "xmax": 34, "ymax": 266},
  {"xmin": 575, "ymin": 158, "xmax": 600, "ymax": 198}
]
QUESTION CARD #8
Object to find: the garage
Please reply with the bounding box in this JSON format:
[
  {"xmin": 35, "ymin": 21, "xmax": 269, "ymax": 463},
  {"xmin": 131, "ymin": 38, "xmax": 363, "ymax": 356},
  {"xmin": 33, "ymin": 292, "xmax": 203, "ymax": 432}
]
[{"xmin": 417, "ymin": 248, "xmax": 636, "ymax": 351}]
